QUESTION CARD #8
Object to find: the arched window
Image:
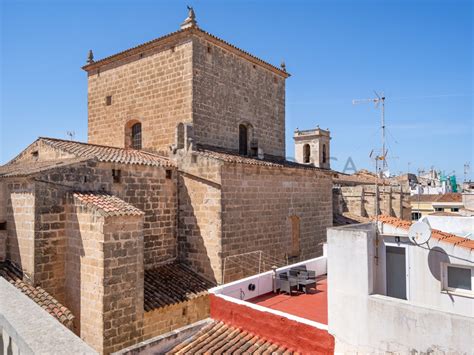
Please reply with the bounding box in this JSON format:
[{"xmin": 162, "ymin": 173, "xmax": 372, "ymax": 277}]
[
  {"xmin": 177, "ymin": 123, "xmax": 185, "ymax": 149},
  {"xmin": 303, "ymin": 144, "xmax": 310, "ymax": 163},
  {"xmin": 322, "ymin": 144, "xmax": 327, "ymax": 164},
  {"xmin": 239, "ymin": 124, "xmax": 248, "ymax": 155},
  {"xmin": 131, "ymin": 122, "xmax": 142, "ymax": 150}
]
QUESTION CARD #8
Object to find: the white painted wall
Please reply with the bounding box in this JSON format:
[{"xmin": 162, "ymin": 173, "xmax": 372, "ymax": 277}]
[
  {"xmin": 327, "ymin": 224, "xmax": 474, "ymax": 353},
  {"xmin": 210, "ymin": 255, "xmax": 327, "ymax": 301}
]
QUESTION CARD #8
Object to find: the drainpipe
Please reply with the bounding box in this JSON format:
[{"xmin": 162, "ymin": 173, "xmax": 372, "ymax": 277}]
[{"xmin": 272, "ymin": 265, "xmax": 278, "ymax": 293}]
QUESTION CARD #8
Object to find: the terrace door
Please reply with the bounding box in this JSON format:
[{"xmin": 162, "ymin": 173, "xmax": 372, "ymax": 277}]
[{"xmin": 386, "ymin": 246, "xmax": 407, "ymax": 300}]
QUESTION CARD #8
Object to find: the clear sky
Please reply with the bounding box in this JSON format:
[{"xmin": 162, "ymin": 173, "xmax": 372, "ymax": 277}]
[{"xmin": 1, "ymin": 0, "xmax": 472, "ymax": 180}]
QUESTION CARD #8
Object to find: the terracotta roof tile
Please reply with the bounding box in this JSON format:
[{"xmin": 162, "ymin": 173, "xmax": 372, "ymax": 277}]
[
  {"xmin": 73, "ymin": 192, "xmax": 144, "ymax": 217},
  {"xmin": 39, "ymin": 137, "xmax": 174, "ymax": 167},
  {"xmin": 377, "ymin": 215, "xmax": 473, "ymax": 251},
  {"xmin": 167, "ymin": 321, "xmax": 293, "ymax": 354},
  {"xmin": 196, "ymin": 146, "xmax": 327, "ymax": 171},
  {"xmin": 82, "ymin": 27, "xmax": 289, "ymax": 77},
  {"xmin": 0, "ymin": 157, "xmax": 90, "ymax": 177},
  {"xmin": 144, "ymin": 263, "xmax": 215, "ymax": 311},
  {"xmin": 0, "ymin": 262, "xmax": 75, "ymax": 329}
]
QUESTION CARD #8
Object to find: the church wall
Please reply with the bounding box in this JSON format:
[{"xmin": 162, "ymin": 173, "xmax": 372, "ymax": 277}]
[
  {"xmin": 220, "ymin": 164, "xmax": 333, "ymax": 282},
  {"xmin": 87, "ymin": 39, "xmax": 193, "ymax": 155},
  {"xmin": 177, "ymin": 152, "xmax": 223, "ymax": 283},
  {"xmin": 192, "ymin": 37, "xmax": 286, "ymax": 158}
]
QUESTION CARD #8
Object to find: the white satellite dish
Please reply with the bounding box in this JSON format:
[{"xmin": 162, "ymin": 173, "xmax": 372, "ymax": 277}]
[{"xmin": 408, "ymin": 220, "xmax": 432, "ymax": 245}]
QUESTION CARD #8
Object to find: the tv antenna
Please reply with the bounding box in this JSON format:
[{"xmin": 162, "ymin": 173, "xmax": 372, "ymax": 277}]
[
  {"xmin": 464, "ymin": 162, "xmax": 471, "ymax": 183},
  {"xmin": 66, "ymin": 131, "xmax": 75, "ymax": 141},
  {"xmin": 353, "ymin": 91, "xmax": 387, "ymax": 175}
]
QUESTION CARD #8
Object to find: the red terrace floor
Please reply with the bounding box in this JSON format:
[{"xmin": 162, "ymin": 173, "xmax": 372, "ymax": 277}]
[{"xmin": 248, "ymin": 275, "xmax": 328, "ymax": 325}]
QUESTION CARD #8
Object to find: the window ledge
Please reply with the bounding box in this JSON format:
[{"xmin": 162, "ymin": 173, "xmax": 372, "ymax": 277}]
[{"xmin": 441, "ymin": 289, "xmax": 474, "ymax": 299}]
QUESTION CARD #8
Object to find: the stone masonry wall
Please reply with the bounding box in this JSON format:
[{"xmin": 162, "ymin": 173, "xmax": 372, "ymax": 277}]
[
  {"xmin": 87, "ymin": 39, "xmax": 193, "ymax": 155},
  {"xmin": 220, "ymin": 164, "xmax": 333, "ymax": 282},
  {"xmin": 142, "ymin": 295, "xmax": 209, "ymax": 342},
  {"xmin": 102, "ymin": 215, "xmax": 144, "ymax": 354},
  {"xmin": 177, "ymin": 152, "xmax": 222, "ymax": 283},
  {"xmin": 192, "ymin": 37, "xmax": 286, "ymax": 158},
  {"xmin": 4, "ymin": 179, "xmax": 36, "ymax": 280}
]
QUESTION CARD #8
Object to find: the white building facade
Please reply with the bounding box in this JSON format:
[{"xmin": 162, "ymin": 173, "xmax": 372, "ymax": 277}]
[{"xmin": 327, "ymin": 219, "xmax": 474, "ymax": 353}]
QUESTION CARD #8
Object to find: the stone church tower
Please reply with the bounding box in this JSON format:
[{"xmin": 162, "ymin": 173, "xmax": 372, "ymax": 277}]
[
  {"xmin": 294, "ymin": 127, "xmax": 331, "ymax": 169},
  {"xmin": 83, "ymin": 10, "xmax": 289, "ymax": 159}
]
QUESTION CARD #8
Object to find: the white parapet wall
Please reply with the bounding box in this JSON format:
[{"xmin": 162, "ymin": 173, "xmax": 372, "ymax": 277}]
[
  {"xmin": 210, "ymin": 254, "xmax": 327, "ymax": 301},
  {"xmin": 0, "ymin": 278, "xmax": 97, "ymax": 355}
]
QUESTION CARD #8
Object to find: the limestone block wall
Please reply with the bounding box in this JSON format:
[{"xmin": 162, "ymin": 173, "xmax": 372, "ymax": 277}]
[
  {"xmin": 102, "ymin": 216, "xmax": 144, "ymax": 354},
  {"xmin": 142, "ymin": 295, "xmax": 209, "ymax": 341},
  {"xmin": 87, "ymin": 40, "xmax": 193, "ymax": 155},
  {"xmin": 177, "ymin": 153, "xmax": 222, "ymax": 283},
  {"xmin": 220, "ymin": 164, "xmax": 333, "ymax": 282},
  {"xmin": 192, "ymin": 37, "xmax": 286, "ymax": 158},
  {"xmin": 4, "ymin": 180, "xmax": 36, "ymax": 280},
  {"xmin": 109, "ymin": 164, "xmax": 177, "ymax": 269},
  {"xmin": 66, "ymin": 199, "xmax": 145, "ymax": 354}
]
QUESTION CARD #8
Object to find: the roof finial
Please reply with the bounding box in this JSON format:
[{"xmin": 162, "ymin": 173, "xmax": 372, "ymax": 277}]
[
  {"xmin": 280, "ymin": 60, "xmax": 286, "ymax": 72},
  {"xmin": 87, "ymin": 49, "xmax": 94, "ymax": 64},
  {"xmin": 181, "ymin": 6, "xmax": 198, "ymax": 30}
]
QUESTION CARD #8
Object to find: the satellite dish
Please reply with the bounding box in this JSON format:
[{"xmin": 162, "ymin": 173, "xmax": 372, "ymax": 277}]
[{"xmin": 408, "ymin": 220, "xmax": 432, "ymax": 245}]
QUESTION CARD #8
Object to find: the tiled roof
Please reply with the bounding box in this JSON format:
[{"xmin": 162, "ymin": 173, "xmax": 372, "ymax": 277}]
[
  {"xmin": 0, "ymin": 157, "xmax": 90, "ymax": 178},
  {"xmin": 168, "ymin": 321, "xmax": 294, "ymax": 354},
  {"xmin": 73, "ymin": 192, "xmax": 144, "ymax": 217},
  {"xmin": 144, "ymin": 263, "xmax": 215, "ymax": 311},
  {"xmin": 82, "ymin": 27, "xmax": 289, "ymax": 77},
  {"xmin": 196, "ymin": 146, "xmax": 327, "ymax": 171},
  {"xmin": 40, "ymin": 137, "xmax": 174, "ymax": 167},
  {"xmin": 0, "ymin": 262, "xmax": 75, "ymax": 329},
  {"xmin": 410, "ymin": 193, "xmax": 462, "ymax": 203},
  {"xmin": 377, "ymin": 215, "xmax": 474, "ymax": 251}
]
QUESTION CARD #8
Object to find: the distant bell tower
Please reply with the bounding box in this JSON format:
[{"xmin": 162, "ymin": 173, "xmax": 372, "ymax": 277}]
[{"xmin": 293, "ymin": 127, "xmax": 331, "ymax": 169}]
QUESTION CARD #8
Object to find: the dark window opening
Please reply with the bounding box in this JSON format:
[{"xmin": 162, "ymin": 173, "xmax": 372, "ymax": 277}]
[
  {"xmin": 434, "ymin": 207, "xmax": 444, "ymax": 212},
  {"xmin": 322, "ymin": 144, "xmax": 327, "ymax": 163},
  {"xmin": 411, "ymin": 212, "xmax": 421, "ymax": 221},
  {"xmin": 31, "ymin": 151, "xmax": 39, "ymax": 161},
  {"xmin": 451, "ymin": 208, "xmax": 459, "ymax": 212},
  {"xmin": 177, "ymin": 123, "xmax": 185, "ymax": 149},
  {"xmin": 0, "ymin": 221, "xmax": 6, "ymax": 230},
  {"xmin": 112, "ymin": 169, "xmax": 121, "ymax": 183},
  {"xmin": 447, "ymin": 266, "xmax": 472, "ymax": 291},
  {"xmin": 239, "ymin": 124, "xmax": 248, "ymax": 155},
  {"xmin": 131, "ymin": 123, "xmax": 142, "ymax": 150},
  {"xmin": 83, "ymin": 176, "xmax": 88, "ymax": 183},
  {"xmin": 207, "ymin": 46, "xmax": 211, "ymax": 54},
  {"xmin": 303, "ymin": 144, "xmax": 310, "ymax": 164},
  {"xmin": 166, "ymin": 170, "xmax": 172, "ymax": 179},
  {"xmin": 105, "ymin": 96, "xmax": 112, "ymax": 106}
]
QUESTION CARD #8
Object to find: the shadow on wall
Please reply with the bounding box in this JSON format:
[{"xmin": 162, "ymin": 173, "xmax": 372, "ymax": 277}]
[
  {"xmin": 65, "ymin": 202, "xmax": 84, "ymax": 335},
  {"xmin": 427, "ymin": 246, "xmax": 450, "ymax": 281},
  {"xmin": 177, "ymin": 174, "xmax": 217, "ymax": 284}
]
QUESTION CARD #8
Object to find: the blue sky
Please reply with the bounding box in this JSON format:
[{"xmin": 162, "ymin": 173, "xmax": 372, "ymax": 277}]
[{"xmin": 1, "ymin": 0, "xmax": 472, "ymax": 180}]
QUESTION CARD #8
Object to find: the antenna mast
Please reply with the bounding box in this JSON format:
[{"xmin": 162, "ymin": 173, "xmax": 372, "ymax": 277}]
[{"xmin": 353, "ymin": 91, "xmax": 387, "ymax": 175}]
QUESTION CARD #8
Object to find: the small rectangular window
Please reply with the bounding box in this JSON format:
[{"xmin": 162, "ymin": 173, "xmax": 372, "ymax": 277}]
[
  {"xmin": 0, "ymin": 222, "xmax": 6, "ymax": 231},
  {"xmin": 411, "ymin": 212, "xmax": 421, "ymax": 221},
  {"xmin": 105, "ymin": 95, "xmax": 112, "ymax": 106},
  {"xmin": 451, "ymin": 208, "xmax": 459, "ymax": 212},
  {"xmin": 112, "ymin": 169, "xmax": 121, "ymax": 183},
  {"xmin": 447, "ymin": 266, "xmax": 472, "ymax": 291},
  {"xmin": 434, "ymin": 207, "xmax": 443, "ymax": 212},
  {"xmin": 165, "ymin": 169, "xmax": 172, "ymax": 179}
]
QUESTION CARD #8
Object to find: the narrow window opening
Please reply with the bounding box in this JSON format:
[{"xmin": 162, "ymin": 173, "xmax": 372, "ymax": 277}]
[
  {"xmin": 105, "ymin": 96, "xmax": 112, "ymax": 106},
  {"xmin": 303, "ymin": 144, "xmax": 310, "ymax": 164},
  {"xmin": 239, "ymin": 124, "xmax": 248, "ymax": 155},
  {"xmin": 83, "ymin": 176, "xmax": 88, "ymax": 183},
  {"xmin": 207, "ymin": 46, "xmax": 211, "ymax": 54},
  {"xmin": 322, "ymin": 144, "xmax": 327, "ymax": 164},
  {"xmin": 112, "ymin": 169, "xmax": 121, "ymax": 183},
  {"xmin": 166, "ymin": 170, "xmax": 172, "ymax": 179},
  {"xmin": 31, "ymin": 151, "xmax": 39, "ymax": 161},
  {"xmin": 131, "ymin": 123, "xmax": 142, "ymax": 150},
  {"xmin": 0, "ymin": 221, "xmax": 6, "ymax": 230},
  {"xmin": 177, "ymin": 123, "xmax": 185, "ymax": 149}
]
